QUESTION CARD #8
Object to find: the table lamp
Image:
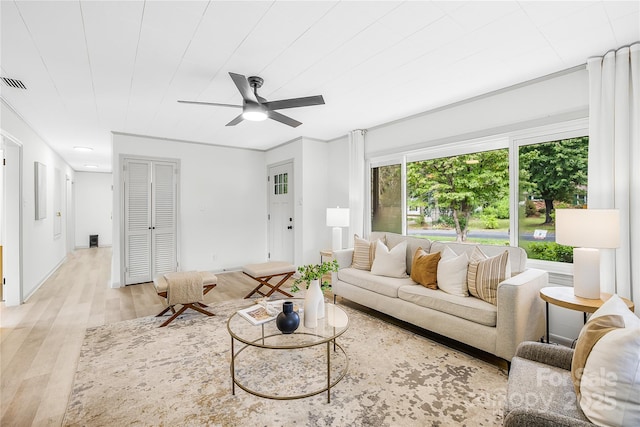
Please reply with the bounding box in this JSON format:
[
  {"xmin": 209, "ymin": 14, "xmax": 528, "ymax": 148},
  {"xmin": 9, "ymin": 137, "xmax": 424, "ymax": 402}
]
[
  {"xmin": 326, "ymin": 207, "xmax": 350, "ymax": 251},
  {"xmin": 555, "ymin": 209, "xmax": 620, "ymax": 299}
]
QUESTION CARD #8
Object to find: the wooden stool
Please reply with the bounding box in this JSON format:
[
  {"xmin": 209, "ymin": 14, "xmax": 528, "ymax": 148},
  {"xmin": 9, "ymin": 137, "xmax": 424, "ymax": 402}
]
[
  {"xmin": 153, "ymin": 271, "xmax": 217, "ymax": 327},
  {"xmin": 242, "ymin": 261, "xmax": 296, "ymax": 299}
]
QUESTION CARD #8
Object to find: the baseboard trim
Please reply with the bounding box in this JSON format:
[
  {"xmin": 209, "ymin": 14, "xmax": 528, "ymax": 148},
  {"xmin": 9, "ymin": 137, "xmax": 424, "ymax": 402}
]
[{"xmin": 23, "ymin": 256, "xmax": 67, "ymax": 302}]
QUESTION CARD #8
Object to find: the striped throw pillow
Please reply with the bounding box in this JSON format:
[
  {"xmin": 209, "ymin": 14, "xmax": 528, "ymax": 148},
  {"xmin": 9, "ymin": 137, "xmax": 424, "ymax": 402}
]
[
  {"xmin": 467, "ymin": 247, "xmax": 510, "ymax": 305},
  {"xmin": 352, "ymin": 234, "xmax": 385, "ymax": 270}
]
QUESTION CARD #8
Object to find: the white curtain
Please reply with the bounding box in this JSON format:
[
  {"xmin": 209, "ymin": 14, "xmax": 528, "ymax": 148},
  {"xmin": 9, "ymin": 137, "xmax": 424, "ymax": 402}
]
[
  {"xmin": 587, "ymin": 43, "xmax": 640, "ymax": 306},
  {"xmin": 348, "ymin": 129, "xmax": 366, "ymax": 247}
]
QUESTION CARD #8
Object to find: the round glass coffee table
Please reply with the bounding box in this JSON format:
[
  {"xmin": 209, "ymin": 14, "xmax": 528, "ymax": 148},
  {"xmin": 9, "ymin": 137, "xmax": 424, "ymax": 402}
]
[{"xmin": 227, "ymin": 299, "xmax": 349, "ymax": 403}]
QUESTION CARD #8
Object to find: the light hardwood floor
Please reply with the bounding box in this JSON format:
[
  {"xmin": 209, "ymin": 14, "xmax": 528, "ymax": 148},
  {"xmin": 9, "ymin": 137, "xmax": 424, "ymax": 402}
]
[
  {"xmin": 1, "ymin": 247, "xmax": 505, "ymax": 426},
  {"xmin": 0, "ymin": 247, "xmax": 269, "ymax": 427}
]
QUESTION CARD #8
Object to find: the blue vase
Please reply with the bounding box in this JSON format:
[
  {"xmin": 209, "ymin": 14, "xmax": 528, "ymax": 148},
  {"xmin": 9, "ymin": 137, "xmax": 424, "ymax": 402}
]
[{"xmin": 276, "ymin": 301, "xmax": 299, "ymax": 334}]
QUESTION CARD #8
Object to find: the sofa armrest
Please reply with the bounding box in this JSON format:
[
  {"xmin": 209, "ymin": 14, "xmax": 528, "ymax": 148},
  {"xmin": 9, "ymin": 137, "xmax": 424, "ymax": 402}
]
[
  {"xmin": 515, "ymin": 341, "xmax": 574, "ymax": 371},
  {"xmin": 504, "ymin": 408, "xmax": 593, "ymax": 427},
  {"xmin": 495, "ymin": 268, "xmax": 548, "ymax": 361},
  {"xmin": 333, "ymin": 249, "xmax": 354, "ymax": 269}
]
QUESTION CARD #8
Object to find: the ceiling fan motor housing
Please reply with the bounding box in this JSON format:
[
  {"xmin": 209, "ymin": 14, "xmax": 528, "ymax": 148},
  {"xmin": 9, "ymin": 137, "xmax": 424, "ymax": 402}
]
[{"xmin": 247, "ymin": 76, "xmax": 264, "ymax": 89}]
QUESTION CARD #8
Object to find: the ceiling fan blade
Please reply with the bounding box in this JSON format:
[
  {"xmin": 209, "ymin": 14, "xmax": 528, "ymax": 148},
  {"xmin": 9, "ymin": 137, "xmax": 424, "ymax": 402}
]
[
  {"xmin": 268, "ymin": 110, "xmax": 302, "ymax": 128},
  {"xmin": 178, "ymin": 100, "xmax": 241, "ymax": 108},
  {"xmin": 229, "ymin": 72, "xmax": 258, "ymax": 103},
  {"xmin": 226, "ymin": 114, "xmax": 244, "ymax": 126},
  {"xmin": 262, "ymin": 95, "xmax": 325, "ymax": 111}
]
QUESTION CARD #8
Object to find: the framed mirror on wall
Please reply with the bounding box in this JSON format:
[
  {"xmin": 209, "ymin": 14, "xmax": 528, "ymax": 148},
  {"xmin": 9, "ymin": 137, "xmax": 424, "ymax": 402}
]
[{"xmin": 34, "ymin": 161, "xmax": 46, "ymax": 220}]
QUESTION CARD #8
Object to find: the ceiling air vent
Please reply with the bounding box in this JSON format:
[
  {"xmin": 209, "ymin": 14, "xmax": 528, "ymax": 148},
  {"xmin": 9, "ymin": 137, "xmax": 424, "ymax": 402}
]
[{"xmin": 1, "ymin": 77, "xmax": 27, "ymax": 90}]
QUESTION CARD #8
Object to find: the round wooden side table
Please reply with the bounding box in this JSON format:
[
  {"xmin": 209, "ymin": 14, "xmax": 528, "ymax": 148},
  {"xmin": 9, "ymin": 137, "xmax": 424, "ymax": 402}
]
[{"xmin": 539, "ymin": 286, "xmax": 635, "ymax": 343}]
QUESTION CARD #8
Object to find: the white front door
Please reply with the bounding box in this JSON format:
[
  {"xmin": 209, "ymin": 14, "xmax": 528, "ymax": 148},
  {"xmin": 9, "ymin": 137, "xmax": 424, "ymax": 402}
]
[{"xmin": 268, "ymin": 162, "xmax": 294, "ymax": 263}]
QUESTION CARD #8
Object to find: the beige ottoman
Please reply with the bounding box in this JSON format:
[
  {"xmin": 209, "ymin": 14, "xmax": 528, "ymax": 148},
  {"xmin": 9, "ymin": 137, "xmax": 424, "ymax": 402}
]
[
  {"xmin": 242, "ymin": 261, "xmax": 295, "ymax": 299},
  {"xmin": 153, "ymin": 271, "xmax": 218, "ymax": 326}
]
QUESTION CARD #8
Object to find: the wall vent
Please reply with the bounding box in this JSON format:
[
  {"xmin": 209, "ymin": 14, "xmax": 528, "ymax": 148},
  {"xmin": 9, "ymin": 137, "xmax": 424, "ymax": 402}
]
[{"xmin": 1, "ymin": 77, "xmax": 27, "ymax": 90}]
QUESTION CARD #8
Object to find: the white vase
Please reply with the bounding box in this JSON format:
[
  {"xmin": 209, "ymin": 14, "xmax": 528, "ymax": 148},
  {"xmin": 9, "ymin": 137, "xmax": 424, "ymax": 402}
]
[{"xmin": 303, "ymin": 279, "xmax": 325, "ymax": 328}]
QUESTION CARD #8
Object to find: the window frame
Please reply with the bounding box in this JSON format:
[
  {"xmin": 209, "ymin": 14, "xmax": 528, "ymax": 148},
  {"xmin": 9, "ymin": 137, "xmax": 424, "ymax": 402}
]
[{"xmin": 367, "ymin": 117, "xmax": 589, "ymax": 274}]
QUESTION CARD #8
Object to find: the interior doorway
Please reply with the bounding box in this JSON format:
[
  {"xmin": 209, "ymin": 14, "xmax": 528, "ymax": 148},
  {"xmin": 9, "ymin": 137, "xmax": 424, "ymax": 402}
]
[
  {"xmin": 1, "ymin": 135, "xmax": 22, "ymax": 305},
  {"xmin": 267, "ymin": 161, "xmax": 294, "ymax": 264}
]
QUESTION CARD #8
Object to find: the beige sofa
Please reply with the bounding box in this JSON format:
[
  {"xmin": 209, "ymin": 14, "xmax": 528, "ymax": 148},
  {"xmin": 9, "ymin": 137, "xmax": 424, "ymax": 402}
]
[{"xmin": 333, "ymin": 232, "xmax": 548, "ymax": 361}]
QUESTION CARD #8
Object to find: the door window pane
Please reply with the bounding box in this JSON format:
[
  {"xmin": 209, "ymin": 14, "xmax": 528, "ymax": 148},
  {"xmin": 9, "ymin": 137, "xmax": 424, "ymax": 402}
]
[
  {"xmin": 371, "ymin": 164, "xmax": 402, "ymax": 234},
  {"xmin": 518, "ymin": 136, "xmax": 588, "ymax": 262},
  {"xmin": 407, "ymin": 149, "xmax": 509, "ymax": 244}
]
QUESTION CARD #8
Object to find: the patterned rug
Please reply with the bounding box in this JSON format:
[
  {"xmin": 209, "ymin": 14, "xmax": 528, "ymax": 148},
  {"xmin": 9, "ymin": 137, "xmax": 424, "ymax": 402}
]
[{"xmin": 63, "ymin": 299, "xmax": 507, "ymax": 426}]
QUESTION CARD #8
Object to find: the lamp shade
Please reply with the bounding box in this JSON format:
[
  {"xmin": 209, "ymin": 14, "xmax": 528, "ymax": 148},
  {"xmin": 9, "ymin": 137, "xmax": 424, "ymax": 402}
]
[
  {"xmin": 555, "ymin": 209, "xmax": 620, "ymax": 249},
  {"xmin": 326, "ymin": 207, "xmax": 350, "ymax": 227}
]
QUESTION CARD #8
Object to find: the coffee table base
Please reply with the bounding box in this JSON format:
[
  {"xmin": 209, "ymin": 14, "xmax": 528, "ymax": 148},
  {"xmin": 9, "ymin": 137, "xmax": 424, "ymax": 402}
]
[{"xmin": 230, "ymin": 335, "xmax": 348, "ymax": 403}]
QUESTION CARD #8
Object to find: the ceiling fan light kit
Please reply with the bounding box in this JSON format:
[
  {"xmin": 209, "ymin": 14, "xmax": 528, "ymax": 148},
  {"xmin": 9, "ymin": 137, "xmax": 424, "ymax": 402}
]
[
  {"xmin": 178, "ymin": 72, "xmax": 324, "ymax": 128},
  {"xmin": 242, "ymin": 103, "xmax": 268, "ymax": 121}
]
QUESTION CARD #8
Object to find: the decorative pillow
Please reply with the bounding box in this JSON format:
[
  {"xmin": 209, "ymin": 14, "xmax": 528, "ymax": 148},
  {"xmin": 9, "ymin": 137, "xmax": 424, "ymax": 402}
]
[
  {"xmin": 571, "ymin": 295, "xmax": 640, "ymax": 426},
  {"xmin": 467, "ymin": 247, "xmax": 510, "ymax": 305},
  {"xmin": 410, "ymin": 247, "xmax": 440, "ymax": 289},
  {"xmin": 352, "ymin": 234, "xmax": 385, "ymax": 270},
  {"xmin": 371, "ymin": 240, "xmax": 407, "ymax": 278},
  {"xmin": 436, "ymin": 246, "xmax": 469, "ymax": 297}
]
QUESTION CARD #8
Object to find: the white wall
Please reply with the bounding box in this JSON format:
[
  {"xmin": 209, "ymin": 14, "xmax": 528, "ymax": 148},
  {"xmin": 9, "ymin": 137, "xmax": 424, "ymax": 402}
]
[
  {"xmin": 327, "ymin": 135, "xmax": 350, "ymax": 246},
  {"xmin": 266, "ymin": 137, "xmax": 333, "ymax": 266},
  {"xmin": 365, "ymin": 68, "xmax": 589, "ymax": 157},
  {"xmin": 75, "ymin": 172, "xmax": 112, "ymax": 248},
  {"xmin": 111, "ymin": 133, "xmax": 266, "ymax": 287},
  {"xmin": 1, "ymin": 100, "xmax": 74, "ymax": 301}
]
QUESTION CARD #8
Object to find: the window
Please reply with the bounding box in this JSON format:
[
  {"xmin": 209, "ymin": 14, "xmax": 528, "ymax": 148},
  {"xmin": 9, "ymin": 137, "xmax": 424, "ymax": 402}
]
[
  {"xmin": 517, "ymin": 136, "xmax": 588, "ymax": 262},
  {"xmin": 371, "ymin": 164, "xmax": 402, "ymax": 234},
  {"xmin": 368, "ymin": 119, "xmax": 588, "ymax": 269},
  {"xmin": 407, "ymin": 148, "xmax": 509, "ymax": 244},
  {"xmin": 274, "ymin": 172, "xmax": 288, "ymax": 195}
]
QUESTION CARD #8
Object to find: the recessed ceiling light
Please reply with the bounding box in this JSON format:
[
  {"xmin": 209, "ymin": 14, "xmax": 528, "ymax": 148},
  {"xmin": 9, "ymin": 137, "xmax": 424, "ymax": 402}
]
[
  {"xmin": 84, "ymin": 164, "xmax": 98, "ymax": 169},
  {"xmin": 74, "ymin": 146, "xmax": 93, "ymax": 152}
]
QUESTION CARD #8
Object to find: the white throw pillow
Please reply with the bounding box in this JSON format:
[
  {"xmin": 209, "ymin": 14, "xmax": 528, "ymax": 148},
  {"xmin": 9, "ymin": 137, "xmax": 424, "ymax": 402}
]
[
  {"xmin": 370, "ymin": 240, "xmax": 407, "ymax": 278},
  {"xmin": 436, "ymin": 246, "xmax": 469, "ymax": 297},
  {"xmin": 573, "ymin": 295, "xmax": 640, "ymax": 426}
]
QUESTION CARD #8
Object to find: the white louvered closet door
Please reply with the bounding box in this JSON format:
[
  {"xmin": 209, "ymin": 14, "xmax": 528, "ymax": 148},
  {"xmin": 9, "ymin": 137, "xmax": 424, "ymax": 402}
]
[
  {"xmin": 152, "ymin": 161, "xmax": 177, "ymax": 278},
  {"xmin": 124, "ymin": 159, "xmax": 178, "ymax": 285}
]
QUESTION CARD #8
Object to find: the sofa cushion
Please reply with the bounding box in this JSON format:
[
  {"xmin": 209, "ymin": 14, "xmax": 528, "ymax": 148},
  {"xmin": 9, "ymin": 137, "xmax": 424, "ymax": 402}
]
[
  {"xmin": 338, "ymin": 267, "xmax": 415, "ymax": 298},
  {"xmin": 384, "ymin": 233, "xmax": 432, "ymax": 275},
  {"xmin": 467, "ymin": 247, "xmax": 510, "ymax": 305},
  {"xmin": 436, "ymin": 246, "xmax": 469, "ymax": 297},
  {"xmin": 430, "ymin": 241, "xmax": 526, "ymax": 275},
  {"xmin": 571, "ymin": 295, "xmax": 640, "ymax": 426},
  {"xmin": 410, "ymin": 248, "xmax": 440, "ymax": 289},
  {"xmin": 397, "ymin": 285, "xmax": 497, "ymax": 326},
  {"xmin": 371, "ymin": 240, "xmax": 408, "ymax": 278}
]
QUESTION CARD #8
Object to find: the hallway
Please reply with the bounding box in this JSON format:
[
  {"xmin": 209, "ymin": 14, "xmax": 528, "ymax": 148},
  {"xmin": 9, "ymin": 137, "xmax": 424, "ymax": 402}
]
[{"xmin": 0, "ymin": 248, "xmax": 257, "ymax": 426}]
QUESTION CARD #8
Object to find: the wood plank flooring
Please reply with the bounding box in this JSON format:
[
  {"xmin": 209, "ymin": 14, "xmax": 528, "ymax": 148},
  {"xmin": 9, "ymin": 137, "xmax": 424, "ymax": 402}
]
[
  {"xmin": 1, "ymin": 247, "xmax": 505, "ymax": 427},
  {"xmin": 0, "ymin": 248, "xmax": 267, "ymax": 427}
]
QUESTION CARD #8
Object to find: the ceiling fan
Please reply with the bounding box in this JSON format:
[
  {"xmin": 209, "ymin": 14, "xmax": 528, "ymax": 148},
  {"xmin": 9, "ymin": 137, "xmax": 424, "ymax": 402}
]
[{"xmin": 178, "ymin": 72, "xmax": 325, "ymax": 128}]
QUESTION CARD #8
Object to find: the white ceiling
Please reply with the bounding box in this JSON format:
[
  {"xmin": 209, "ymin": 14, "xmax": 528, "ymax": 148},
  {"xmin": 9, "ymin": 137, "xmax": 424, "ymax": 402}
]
[{"xmin": 1, "ymin": 1, "xmax": 638, "ymax": 172}]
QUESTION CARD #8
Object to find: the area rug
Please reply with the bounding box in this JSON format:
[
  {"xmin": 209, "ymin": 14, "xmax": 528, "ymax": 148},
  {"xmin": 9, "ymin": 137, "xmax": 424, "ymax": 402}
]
[{"xmin": 63, "ymin": 299, "xmax": 507, "ymax": 426}]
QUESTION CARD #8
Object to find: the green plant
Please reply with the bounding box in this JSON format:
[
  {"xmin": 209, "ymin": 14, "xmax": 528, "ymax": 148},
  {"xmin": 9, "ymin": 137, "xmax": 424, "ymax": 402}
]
[
  {"xmin": 290, "ymin": 260, "xmax": 339, "ymax": 293},
  {"xmin": 481, "ymin": 214, "xmax": 499, "ymax": 229},
  {"xmin": 525, "ymin": 200, "xmax": 537, "ymax": 217},
  {"xmin": 527, "ymin": 242, "xmax": 574, "ymax": 263}
]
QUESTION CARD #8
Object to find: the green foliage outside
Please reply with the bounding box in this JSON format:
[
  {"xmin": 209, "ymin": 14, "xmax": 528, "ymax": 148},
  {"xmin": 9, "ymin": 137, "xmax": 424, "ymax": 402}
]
[
  {"xmin": 407, "ymin": 149, "xmax": 509, "ymax": 242},
  {"xmin": 526, "ymin": 242, "xmax": 574, "ymax": 263},
  {"xmin": 519, "ymin": 137, "xmax": 588, "ymax": 224}
]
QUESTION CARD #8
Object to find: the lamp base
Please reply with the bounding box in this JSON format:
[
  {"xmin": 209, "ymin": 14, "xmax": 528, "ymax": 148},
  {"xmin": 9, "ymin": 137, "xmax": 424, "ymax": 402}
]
[
  {"xmin": 331, "ymin": 227, "xmax": 342, "ymax": 251},
  {"xmin": 573, "ymin": 248, "xmax": 601, "ymax": 299}
]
